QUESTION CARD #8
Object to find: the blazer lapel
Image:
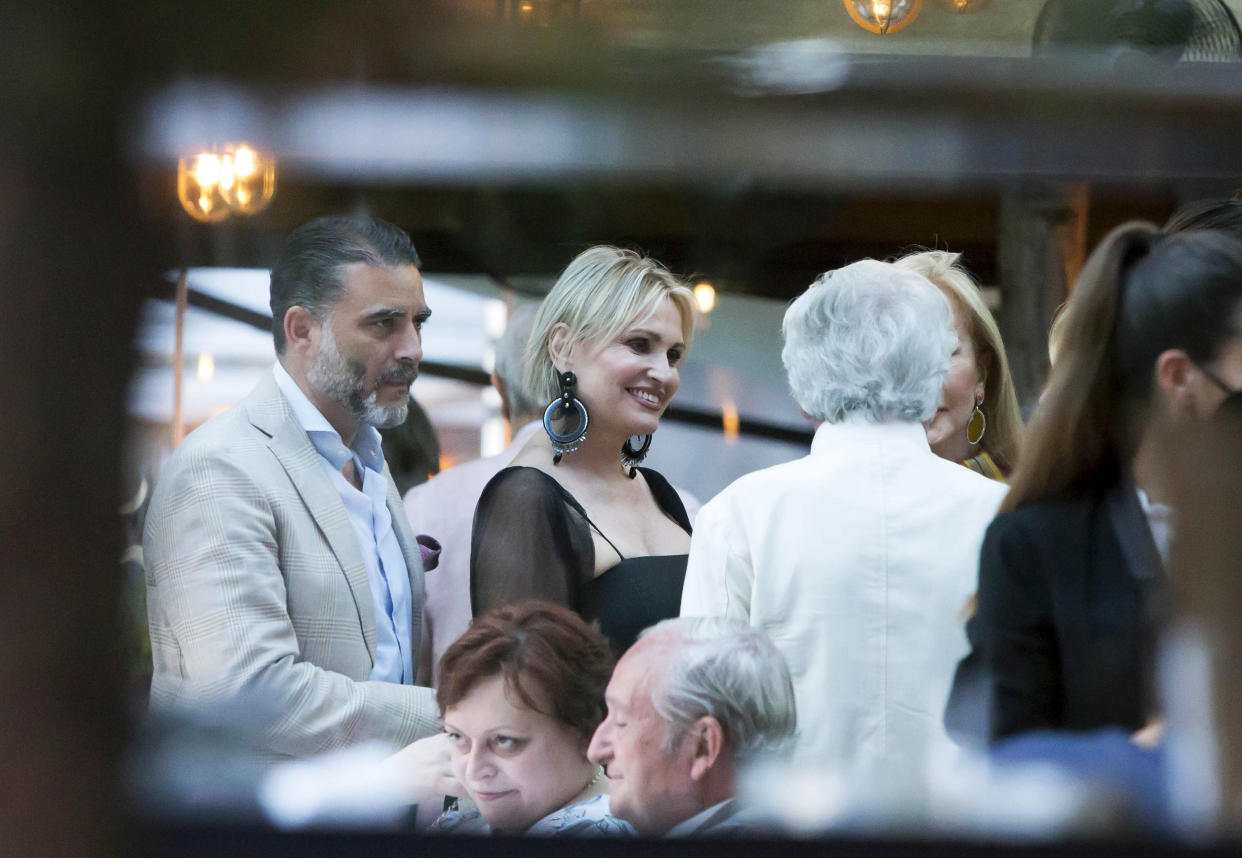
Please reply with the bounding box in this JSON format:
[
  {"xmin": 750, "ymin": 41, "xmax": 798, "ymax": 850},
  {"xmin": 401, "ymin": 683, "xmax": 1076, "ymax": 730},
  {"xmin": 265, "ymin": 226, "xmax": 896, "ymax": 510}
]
[
  {"xmin": 1107, "ymin": 482, "xmax": 1169, "ymax": 718},
  {"xmin": 244, "ymin": 374, "xmax": 379, "ymax": 661},
  {"xmin": 1107, "ymin": 483, "xmax": 1165, "ymax": 583}
]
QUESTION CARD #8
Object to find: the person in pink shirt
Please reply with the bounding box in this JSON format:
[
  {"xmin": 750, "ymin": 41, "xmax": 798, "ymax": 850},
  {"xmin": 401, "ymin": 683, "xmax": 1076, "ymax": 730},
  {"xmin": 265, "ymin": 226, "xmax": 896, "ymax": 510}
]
[{"xmin": 404, "ymin": 304, "xmax": 544, "ymax": 680}]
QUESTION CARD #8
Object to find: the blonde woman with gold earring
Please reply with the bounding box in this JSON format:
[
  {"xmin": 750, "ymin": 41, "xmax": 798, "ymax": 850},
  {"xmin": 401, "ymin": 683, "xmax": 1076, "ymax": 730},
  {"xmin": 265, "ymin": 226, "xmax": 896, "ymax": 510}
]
[{"xmin": 894, "ymin": 250, "xmax": 1023, "ymax": 481}]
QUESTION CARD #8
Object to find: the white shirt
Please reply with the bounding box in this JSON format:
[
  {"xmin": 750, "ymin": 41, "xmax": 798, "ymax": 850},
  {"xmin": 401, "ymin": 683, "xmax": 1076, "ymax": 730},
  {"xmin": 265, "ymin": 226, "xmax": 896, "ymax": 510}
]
[
  {"xmin": 273, "ymin": 363, "xmax": 414, "ymax": 684},
  {"xmin": 682, "ymin": 417, "xmax": 1007, "ymax": 795},
  {"xmin": 1136, "ymin": 486, "xmax": 1175, "ymax": 570}
]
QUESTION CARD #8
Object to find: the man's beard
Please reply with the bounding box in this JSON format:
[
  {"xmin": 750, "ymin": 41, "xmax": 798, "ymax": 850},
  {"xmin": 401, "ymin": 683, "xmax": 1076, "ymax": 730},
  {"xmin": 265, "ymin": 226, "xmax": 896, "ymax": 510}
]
[{"xmin": 307, "ymin": 324, "xmax": 416, "ymax": 430}]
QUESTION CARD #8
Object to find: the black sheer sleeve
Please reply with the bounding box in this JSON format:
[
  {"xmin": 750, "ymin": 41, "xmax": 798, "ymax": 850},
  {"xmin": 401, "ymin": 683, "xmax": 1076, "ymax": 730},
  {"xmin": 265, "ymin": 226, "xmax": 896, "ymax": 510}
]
[{"xmin": 470, "ymin": 467, "xmax": 595, "ymax": 616}]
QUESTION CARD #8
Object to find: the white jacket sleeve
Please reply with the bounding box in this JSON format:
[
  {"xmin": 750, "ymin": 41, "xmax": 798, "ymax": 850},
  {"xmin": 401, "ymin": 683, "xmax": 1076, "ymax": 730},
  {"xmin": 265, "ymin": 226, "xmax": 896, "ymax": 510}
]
[{"xmin": 680, "ymin": 495, "xmax": 754, "ymax": 621}]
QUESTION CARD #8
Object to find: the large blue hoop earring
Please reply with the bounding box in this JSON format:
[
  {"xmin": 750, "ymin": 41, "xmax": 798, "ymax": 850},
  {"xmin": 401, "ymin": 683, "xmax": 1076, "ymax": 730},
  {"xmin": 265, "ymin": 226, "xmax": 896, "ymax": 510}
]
[{"xmin": 544, "ymin": 371, "xmax": 589, "ymax": 465}]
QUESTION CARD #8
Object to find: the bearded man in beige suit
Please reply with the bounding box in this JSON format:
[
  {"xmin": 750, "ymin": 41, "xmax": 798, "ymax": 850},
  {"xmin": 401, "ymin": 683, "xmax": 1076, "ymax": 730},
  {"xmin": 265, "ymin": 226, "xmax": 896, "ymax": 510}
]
[{"xmin": 144, "ymin": 216, "xmax": 446, "ymax": 761}]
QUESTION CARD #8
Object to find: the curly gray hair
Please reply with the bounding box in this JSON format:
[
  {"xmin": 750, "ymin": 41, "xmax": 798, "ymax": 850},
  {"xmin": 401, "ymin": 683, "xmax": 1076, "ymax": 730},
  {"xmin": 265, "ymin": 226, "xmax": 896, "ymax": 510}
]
[{"xmin": 780, "ymin": 259, "xmax": 956, "ymax": 424}]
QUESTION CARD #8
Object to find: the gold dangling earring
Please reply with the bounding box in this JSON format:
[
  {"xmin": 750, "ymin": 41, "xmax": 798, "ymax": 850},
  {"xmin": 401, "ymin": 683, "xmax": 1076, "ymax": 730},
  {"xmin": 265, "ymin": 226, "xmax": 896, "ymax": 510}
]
[{"xmin": 966, "ymin": 394, "xmax": 986, "ymax": 446}]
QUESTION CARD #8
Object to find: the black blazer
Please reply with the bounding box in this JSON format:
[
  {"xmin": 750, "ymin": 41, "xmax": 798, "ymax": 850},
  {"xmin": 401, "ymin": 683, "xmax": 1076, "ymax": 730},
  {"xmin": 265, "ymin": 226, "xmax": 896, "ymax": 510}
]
[{"xmin": 946, "ymin": 484, "xmax": 1167, "ymax": 746}]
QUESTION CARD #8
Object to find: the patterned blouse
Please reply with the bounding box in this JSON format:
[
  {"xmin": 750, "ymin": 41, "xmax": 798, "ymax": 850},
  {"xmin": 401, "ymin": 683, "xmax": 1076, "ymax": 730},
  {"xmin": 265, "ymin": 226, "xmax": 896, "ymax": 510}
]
[{"xmin": 430, "ymin": 793, "xmax": 634, "ymax": 837}]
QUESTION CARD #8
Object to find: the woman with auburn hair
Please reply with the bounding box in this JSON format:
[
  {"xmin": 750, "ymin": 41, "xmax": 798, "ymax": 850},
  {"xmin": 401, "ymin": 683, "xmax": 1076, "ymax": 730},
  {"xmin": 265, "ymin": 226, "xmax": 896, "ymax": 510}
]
[
  {"xmin": 950, "ymin": 223, "xmax": 1242, "ymax": 745},
  {"xmin": 471, "ymin": 246, "xmax": 696, "ymax": 654},
  {"xmin": 893, "ymin": 250, "xmax": 1022, "ymax": 479},
  {"xmin": 431, "ymin": 601, "xmax": 630, "ymax": 836}
]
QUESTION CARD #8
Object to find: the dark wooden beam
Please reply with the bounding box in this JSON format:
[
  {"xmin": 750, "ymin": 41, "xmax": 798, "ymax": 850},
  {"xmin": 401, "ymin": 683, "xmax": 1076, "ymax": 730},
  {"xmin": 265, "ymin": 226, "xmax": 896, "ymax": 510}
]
[{"xmin": 997, "ymin": 183, "xmax": 1089, "ymax": 404}]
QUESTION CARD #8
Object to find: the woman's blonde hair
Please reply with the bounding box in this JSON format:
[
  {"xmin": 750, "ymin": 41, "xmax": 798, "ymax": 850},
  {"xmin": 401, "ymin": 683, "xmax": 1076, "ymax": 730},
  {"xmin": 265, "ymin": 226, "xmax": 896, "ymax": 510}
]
[
  {"xmin": 524, "ymin": 246, "xmax": 695, "ymax": 404},
  {"xmin": 892, "ymin": 249, "xmax": 1024, "ymax": 474}
]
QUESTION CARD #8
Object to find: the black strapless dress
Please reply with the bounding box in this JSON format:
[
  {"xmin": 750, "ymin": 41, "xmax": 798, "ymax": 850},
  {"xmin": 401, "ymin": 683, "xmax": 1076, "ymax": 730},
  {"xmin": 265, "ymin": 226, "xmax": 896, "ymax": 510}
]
[{"xmin": 471, "ymin": 465, "xmax": 691, "ymax": 654}]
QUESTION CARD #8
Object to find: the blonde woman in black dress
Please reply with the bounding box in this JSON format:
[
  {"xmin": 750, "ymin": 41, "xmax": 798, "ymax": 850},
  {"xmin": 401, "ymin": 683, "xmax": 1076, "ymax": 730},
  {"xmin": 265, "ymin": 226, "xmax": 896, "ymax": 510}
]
[{"xmin": 470, "ymin": 246, "xmax": 696, "ymax": 653}]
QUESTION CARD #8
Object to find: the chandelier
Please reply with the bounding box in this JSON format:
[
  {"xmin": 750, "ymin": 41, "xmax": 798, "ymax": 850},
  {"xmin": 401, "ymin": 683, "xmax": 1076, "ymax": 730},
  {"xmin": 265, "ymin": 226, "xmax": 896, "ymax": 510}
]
[
  {"xmin": 177, "ymin": 143, "xmax": 276, "ymax": 223},
  {"xmin": 843, "ymin": 0, "xmax": 923, "ymax": 35}
]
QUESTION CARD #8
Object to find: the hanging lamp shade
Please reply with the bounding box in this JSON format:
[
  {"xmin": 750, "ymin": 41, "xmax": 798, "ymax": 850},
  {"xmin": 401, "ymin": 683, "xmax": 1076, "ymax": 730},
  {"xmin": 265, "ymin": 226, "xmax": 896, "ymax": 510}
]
[{"xmin": 843, "ymin": 0, "xmax": 923, "ymax": 35}]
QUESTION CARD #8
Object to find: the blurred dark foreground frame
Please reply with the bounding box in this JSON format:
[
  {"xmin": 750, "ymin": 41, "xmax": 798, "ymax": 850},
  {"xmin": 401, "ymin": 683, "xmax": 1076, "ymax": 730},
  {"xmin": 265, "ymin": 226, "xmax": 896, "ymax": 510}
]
[
  {"xmin": 124, "ymin": 826, "xmax": 1242, "ymax": 858},
  {"xmin": 10, "ymin": 1, "xmax": 1242, "ymax": 854}
]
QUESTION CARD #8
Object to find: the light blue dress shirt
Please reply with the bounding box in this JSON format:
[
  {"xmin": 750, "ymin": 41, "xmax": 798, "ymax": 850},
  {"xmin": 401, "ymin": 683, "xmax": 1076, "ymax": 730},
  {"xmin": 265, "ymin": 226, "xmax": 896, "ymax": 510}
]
[{"xmin": 273, "ymin": 363, "xmax": 414, "ymax": 684}]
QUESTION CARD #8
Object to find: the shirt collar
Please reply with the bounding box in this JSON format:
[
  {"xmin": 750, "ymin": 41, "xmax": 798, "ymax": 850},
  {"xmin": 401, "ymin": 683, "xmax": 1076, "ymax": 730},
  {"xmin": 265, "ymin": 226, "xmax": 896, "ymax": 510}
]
[
  {"xmin": 666, "ymin": 798, "xmax": 736, "ymax": 837},
  {"xmin": 810, "ymin": 413, "xmax": 932, "ymax": 455},
  {"xmin": 1135, "ymin": 486, "xmax": 1173, "ymax": 521},
  {"xmin": 271, "ymin": 362, "xmax": 384, "ymax": 473}
]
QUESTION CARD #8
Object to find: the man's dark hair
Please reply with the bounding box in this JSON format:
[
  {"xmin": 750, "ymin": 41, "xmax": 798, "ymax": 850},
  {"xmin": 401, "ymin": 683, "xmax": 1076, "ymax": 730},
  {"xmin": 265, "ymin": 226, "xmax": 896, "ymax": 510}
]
[{"xmin": 269, "ymin": 215, "xmax": 421, "ymax": 354}]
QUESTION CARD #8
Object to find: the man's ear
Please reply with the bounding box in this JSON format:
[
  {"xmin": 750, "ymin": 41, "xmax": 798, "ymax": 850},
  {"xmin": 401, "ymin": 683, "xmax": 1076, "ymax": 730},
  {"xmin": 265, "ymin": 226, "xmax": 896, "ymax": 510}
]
[
  {"xmin": 1154, "ymin": 348, "xmax": 1196, "ymax": 411},
  {"xmin": 547, "ymin": 323, "xmax": 573, "ymax": 372},
  {"xmin": 687, "ymin": 717, "xmax": 725, "ymax": 782},
  {"xmin": 284, "ymin": 306, "xmax": 318, "ymax": 358}
]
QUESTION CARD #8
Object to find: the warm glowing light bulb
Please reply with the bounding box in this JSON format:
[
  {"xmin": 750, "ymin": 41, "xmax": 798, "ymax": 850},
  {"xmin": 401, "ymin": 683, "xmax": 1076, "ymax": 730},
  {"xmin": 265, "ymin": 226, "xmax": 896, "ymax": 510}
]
[
  {"xmin": 194, "ymin": 153, "xmax": 221, "ymax": 188},
  {"xmin": 197, "ymin": 352, "xmax": 215, "ymax": 382},
  {"xmin": 721, "ymin": 399, "xmax": 740, "ymax": 441},
  {"xmin": 216, "ymin": 143, "xmax": 276, "ymax": 215},
  {"xmin": 218, "ymin": 155, "xmax": 235, "ymax": 192},
  {"xmin": 233, "ymin": 146, "xmax": 257, "ymax": 178},
  {"xmin": 873, "ymin": 0, "xmax": 891, "ymax": 17},
  {"xmin": 694, "ymin": 282, "xmax": 717, "ymax": 314},
  {"xmin": 178, "ymin": 153, "xmax": 231, "ymax": 222}
]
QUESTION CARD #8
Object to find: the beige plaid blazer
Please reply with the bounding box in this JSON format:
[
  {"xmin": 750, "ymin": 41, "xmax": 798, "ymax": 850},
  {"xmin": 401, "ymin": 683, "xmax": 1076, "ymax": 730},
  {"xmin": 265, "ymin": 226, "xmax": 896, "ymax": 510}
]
[{"xmin": 144, "ymin": 372, "xmax": 439, "ymax": 758}]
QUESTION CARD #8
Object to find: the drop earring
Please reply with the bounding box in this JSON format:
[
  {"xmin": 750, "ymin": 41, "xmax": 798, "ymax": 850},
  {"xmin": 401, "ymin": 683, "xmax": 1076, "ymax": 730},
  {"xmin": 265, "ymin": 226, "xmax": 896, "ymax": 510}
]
[
  {"xmin": 543, "ymin": 371, "xmax": 589, "ymax": 464},
  {"xmin": 621, "ymin": 434, "xmax": 652, "ymax": 477},
  {"xmin": 966, "ymin": 393, "xmax": 986, "ymax": 445}
]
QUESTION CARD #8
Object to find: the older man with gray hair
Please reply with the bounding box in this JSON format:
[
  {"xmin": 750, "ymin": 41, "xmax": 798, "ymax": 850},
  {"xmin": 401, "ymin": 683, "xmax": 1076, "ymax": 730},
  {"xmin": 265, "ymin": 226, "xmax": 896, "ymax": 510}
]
[
  {"xmin": 587, "ymin": 616, "xmax": 796, "ymax": 836},
  {"xmin": 682, "ymin": 259, "xmax": 1007, "ymax": 800}
]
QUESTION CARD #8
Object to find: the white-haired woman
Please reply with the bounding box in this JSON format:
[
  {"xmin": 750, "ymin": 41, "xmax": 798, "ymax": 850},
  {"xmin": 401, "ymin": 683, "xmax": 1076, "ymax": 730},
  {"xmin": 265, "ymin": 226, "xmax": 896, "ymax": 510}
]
[
  {"xmin": 893, "ymin": 250, "xmax": 1023, "ymax": 481},
  {"xmin": 471, "ymin": 246, "xmax": 696, "ymax": 655},
  {"xmin": 681, "ymin": 260, "xmax": 1006, "ymax": 795}
]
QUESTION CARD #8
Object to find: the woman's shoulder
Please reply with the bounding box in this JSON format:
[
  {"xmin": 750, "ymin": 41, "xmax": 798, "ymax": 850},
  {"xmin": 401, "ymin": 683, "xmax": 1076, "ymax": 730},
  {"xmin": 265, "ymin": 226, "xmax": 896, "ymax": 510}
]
[
  {"xmin": 634, "ymin": 466, "xmax": 679, "ymax": 509},
  {"xmin": 527, "ymin": 794, "xmax": 636, "ymax": 837},
  {"xmin": 999, "ymin": 491, "xmax": 1108, "ymax": 528},
  {"xmin": 634, "ymin": 467, "xmax": 693, "ymax": 530},
  {"xmin": 479, "ymin": 466, "xmax": 582, "ymax": 511},
  {"xmin": 986, "ymin": 492, "xmax": 1114, "ymax": 561}
]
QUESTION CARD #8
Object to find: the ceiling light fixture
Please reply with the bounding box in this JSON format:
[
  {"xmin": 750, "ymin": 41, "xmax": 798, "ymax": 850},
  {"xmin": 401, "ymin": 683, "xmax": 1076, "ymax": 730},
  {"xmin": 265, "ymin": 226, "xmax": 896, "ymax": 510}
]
[
  {"xmin": 843, "ymin": 0, "xmax": 922, "ymax": 35},
  {"xmin": 177, "ymin": 143, "xmax": 276, "ymax": 223}
]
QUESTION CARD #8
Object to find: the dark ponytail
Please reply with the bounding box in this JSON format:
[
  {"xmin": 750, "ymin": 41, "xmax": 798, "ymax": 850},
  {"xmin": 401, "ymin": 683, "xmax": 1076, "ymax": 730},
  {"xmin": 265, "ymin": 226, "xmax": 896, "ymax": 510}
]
[{"xmin": 1004, "ymin": 222, "xmax": 1242, "ymax": 512}]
